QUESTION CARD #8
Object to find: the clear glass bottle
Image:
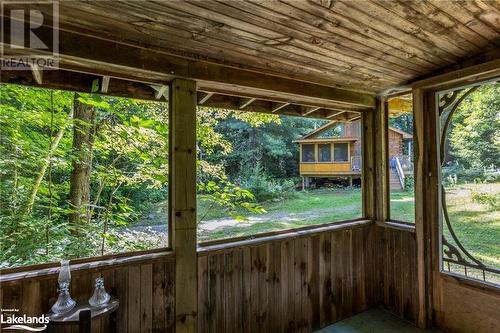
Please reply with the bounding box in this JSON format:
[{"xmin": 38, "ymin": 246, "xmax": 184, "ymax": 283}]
[
  {"xmin": 88, "ymin": 277, "xmax": 111, "ymax": 307},
  {"xmin": 51, "ymin": 260, "xmax": 76, "ymax": 314}
]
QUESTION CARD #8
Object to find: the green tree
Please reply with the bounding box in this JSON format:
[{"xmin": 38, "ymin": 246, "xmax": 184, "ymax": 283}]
[{"xmin": 449, "ymin": 83, "xmax": 500, "ymax": 169}]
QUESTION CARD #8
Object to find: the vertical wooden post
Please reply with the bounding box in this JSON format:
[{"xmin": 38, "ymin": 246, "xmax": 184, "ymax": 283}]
[
  {"xmin": 361, "ymin": 108, "xmax": 375, "ymax": 219},
  {"xmin": 413, "ymin": 87, "xmax": 433, "ymax": 329},
  {"xmin": 169, "ymin": 78, "xmax": 198, "ymax": 333},
  {"xmin": 374, "ymin": 98, "xmax": 389, "ymax": 222}
]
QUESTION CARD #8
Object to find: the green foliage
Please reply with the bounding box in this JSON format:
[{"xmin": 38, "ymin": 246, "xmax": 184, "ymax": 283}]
[
  {"xmin": 240, "ymin": 163, "xmax": 296, "ymax": 202},
  {"xmin": 471, "ymin": 190, "xmax": 499, "ymax": 210},
  {"xmin": 0, "ymin": 85, "xmax": 270, "ymax": 268},
  {"xmin": 448, "ymin": 83, "xmax": 500, "ymax": 169},
  {"xmin": 404, "ymin": 175, "xmax": 414, "ymax": 192}
]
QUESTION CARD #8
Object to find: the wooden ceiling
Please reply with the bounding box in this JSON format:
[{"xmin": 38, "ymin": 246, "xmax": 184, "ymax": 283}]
[
  {"xmin": 48, "ymin": 0, "xmax": 500, "ymax": 94},
  {"xmin": 1, "ymin": 1, "xmax": 499, "ymax": 119}
]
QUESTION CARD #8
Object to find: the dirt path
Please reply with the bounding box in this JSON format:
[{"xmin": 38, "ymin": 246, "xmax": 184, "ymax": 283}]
[{"xmin": 125, "ymin": 204, "xmax": 359, "ymax": 234}]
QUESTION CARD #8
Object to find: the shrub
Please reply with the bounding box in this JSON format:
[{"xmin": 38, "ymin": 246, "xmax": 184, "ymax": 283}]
[
  {"xmin": 442, "ymin": 163, "xmax": 499, "ymax": 185},
  {"xmin": 240, "ymin": 164, "xmax": 296, "ymax": 202},
  {"xmin": 471, "ymin": 190, "xmax": 499, "ymax": 210},
  {"xmin": 404, "ymin": 175, "xmax": 414, "ymax": 192}
]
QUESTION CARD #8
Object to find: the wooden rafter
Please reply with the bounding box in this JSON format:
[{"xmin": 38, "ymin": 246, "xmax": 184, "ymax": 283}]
[
  {"xmin": 271, "ymin": 102, "xmax": 290, "ymax": 113},
  {"xmin": 238, "ymin": 97, "xmax": 256, "ymax": 109},
  {"xmin": 198, "ymin": 92, "xmax": 214, "ymax": 105}
]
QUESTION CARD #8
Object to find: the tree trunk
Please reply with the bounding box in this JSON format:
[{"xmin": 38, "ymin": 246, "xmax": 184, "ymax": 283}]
[{"xmin": 68, "ymin": 96, "xmax": 96, "ymax": 228}]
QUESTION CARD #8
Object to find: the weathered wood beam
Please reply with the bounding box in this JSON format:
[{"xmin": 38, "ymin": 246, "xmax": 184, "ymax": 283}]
[
  {"xmin": 326, "ymin": 111, "xmax": 346, "ymax": 119},
  {"xmin": 100, "ymin": 75, "xmax": 110, "ymax": 93},
  {"xmin": 30, "ymin": 64, "xmax": 43, "ymax": 85},
  {"xmin": 0, "ymin": 69, "xmax": 159, "ymax": 100},
  {"xmin": 302, "ymin": 106, "xmax": 321, "ymax": 116},
  {"xmin": 238, "ymin": 97, "xmax": 256, "ymax": 109},
  {"xmin": 197, "ymin": 92, "xmax": 214, "ymax": 105},
  {"xmin": 1, "ymin": 18, "xmax": 376, "ymax": 108},
  {"xmin": 151, "ymin": 85, "xmax": 168, "ymax": 100},
  {"xmin": 169, "ymin": 78, "xmax": 197, "ymax": 333},
  {"xmin": 374, "ymin": 98, "xmax": 389, "ymax": 222},
  {"xmin": 271, "ymin": 102, "xmax": 290, "ymax": 113}
]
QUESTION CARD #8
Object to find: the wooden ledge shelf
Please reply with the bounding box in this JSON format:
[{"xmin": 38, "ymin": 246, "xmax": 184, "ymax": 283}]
[{"xmin": 197, "ymin": 219, "xmax": 373, "ymax": 254}]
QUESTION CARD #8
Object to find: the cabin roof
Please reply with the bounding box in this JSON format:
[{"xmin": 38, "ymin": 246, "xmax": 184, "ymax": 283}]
[
  {"xmin": 293, "ymin": 137, "xmax": 358, "ymax": 144},
  {"xmin": 389, "ymin": 127, "xmax": 413, "ymax": 139}
]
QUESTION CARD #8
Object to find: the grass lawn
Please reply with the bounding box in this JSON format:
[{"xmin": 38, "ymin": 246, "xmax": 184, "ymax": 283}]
[
  {"xmin": 443, "ymin": 183, "xmax": 500, "ymax": 269},
  {"xmin": 198, "ymin": 183, "xmax": 499, "ymax": 278},
  {"xmin": 390, "ymin": 191, "xmax": 415, "ymax": 223},
  {"xmin": 197, "ymin": 188, "xmax": 362, "ymax": 241}
]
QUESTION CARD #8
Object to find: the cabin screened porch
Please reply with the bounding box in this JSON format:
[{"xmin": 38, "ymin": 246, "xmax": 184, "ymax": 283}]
[{"xmin": 0, "ymin": 1, "xmax": 499, "ymax": 333}]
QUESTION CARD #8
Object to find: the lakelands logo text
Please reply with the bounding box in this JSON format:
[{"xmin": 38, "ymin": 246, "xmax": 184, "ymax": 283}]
[{"xmin": 1, "ymin": 309, "xmax": 49, "ymax": 331}]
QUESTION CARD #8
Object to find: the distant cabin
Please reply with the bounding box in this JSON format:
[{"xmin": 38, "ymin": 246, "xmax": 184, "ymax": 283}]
[{"xmin": 294, "ymin": 120, "xmax": 413, "ymax": 190}]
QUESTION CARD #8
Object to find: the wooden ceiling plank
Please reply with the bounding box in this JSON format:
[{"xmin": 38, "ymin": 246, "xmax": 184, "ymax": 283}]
[
  {"xmin": 239, "ymin": 97, "xmax": 257, "ymax": 109},
  {"xmin": 429, "ymin": 0, "xmax": 500, "ymax": 42},
  {"xmin": 83, "ymin": 1, "xmax": 397, "ymax": 87},
  {"xmin": 248, "ymin": 0, "xmax": 429, "ymax": 76},
  {"xmin": 198, "ymin": 92, "xmax": 214, "ymax": 105},
  {"xmin": 55, "ymin": 3, "xmax": 383, "ymax": 91},
  {"xmin": 186, "ymin": 0, "xmax": 416, "ymax": 81},
  {"xmin": 0, "ymin": 23, "xmax": 374, "ymax": 107},
  {"xmin": 379, "ymin": 0, "xmax": 488, "ymax": 52},
  {"xmin": 322, "ymin": 0, "xmax": 461, "ymax": 63},
  {"xmin": 282, "ymin": 0, "xmax": 439, "ymax": 71},
  {"xmin": 155, "ymin": 0, "xmax": 406, "ymax": 83}
]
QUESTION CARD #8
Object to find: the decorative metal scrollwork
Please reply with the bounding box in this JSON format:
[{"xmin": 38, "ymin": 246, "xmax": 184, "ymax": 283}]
[{"xmin": 438, "ymin": 86, "xmax": 500, "ymax": 281}]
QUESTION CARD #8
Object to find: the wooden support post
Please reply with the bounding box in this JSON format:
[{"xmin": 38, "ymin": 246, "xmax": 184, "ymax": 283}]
[
  {"xmin": 413, "ymin": 87, "xmax": 433, "ymax": 329},
  {"xmin": 361, "ymin": 108, "xmax": 375, "ymax": 220},
  {"xmin": 374, "ymin": 98, "xmax": 389, "ymax": 222},
  {"xmin": 169, "ymin": 78, "xmax": 198, "ymax": 333}
]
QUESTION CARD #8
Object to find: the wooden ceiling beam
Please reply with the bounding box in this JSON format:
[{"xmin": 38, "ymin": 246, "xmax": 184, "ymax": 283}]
[
  {"xmin": 0, "ymin": 68, "xmax": 159, "ymax": 101},
  {"xmin": 1, "ymin": 17, "xmax": 376, "ymax": 109}
]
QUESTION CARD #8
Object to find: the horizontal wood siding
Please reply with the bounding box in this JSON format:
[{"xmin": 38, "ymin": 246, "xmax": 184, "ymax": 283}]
[
  {"xmin": 0, "ymin": 255, "xmax": 175, "ymax": 333},
  {"xmin": 198, "ymin": 224, "xmax": 375, "ymax": 332},
  {"xmin": 376, "ymin": 226, "xmax": 419, "ymax": 324}
]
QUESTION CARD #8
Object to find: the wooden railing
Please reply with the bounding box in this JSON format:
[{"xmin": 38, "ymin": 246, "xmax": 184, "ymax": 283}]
[{"xmin": 351, "ymin": 155, "xmax": 362, "ymax": 171}]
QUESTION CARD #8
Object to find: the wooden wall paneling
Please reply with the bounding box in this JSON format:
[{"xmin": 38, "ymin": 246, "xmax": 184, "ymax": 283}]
[
  {"xmin": 169, "ymin": 78, "xmax": 198, "ymax": 333},
  {"xmin": 310, "ymin": 235, "xmax": 320, "ymax": 331},
  {"xmin": 128, "ymin": 265, "xmax": 141, "ymax": 333},
  {"xmin": 331, "ymin": 230, "xmax": 344, "ymax": 322},
  {"xmin": 319, "ymin": 232, "xmax": 332, "ymax": 328},
  {"xmin": 140, "ymin": 264, "xmax": 153, "ymax": 333}
]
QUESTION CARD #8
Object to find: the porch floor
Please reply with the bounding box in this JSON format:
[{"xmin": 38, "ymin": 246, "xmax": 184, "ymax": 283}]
[{"xmin": 315, "ymin": 308, "xmax": 442, "ymax": 333}]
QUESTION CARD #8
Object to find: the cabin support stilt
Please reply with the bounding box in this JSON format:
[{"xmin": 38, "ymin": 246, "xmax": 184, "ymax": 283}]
[{"xmin": 169, "ymin": 78, "xmax": 198, "ymax": 333}]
